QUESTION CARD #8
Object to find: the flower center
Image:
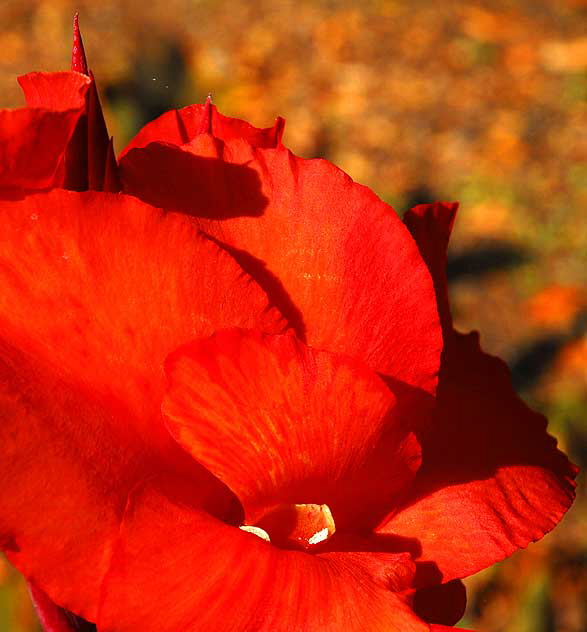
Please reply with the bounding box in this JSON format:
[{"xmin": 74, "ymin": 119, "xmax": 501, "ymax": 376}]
[{"xmin": 240, "ymin": 503, "xmax": 336, "ymax": 551}]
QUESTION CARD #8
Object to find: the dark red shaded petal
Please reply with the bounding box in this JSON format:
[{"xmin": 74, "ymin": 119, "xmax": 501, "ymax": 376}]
[
  {"xmin": 0, "ymin": 73, "xmax": 90, "ymax": 193},
  {"xmin": 378, "ymin": 331, "xmax": 577, "ymax": 582},
  {"xmin": 96, "ymin": 485, "xmax": 428, "ymax": 632},
  {"xmin": 120, "ymin": 138, "xmax": 269, "ymax": 219},
  {"xmin": 120, "ymin": 103, "xmax": 284, "ymax": 158},
  {"xmin": 163, "ymin": 329, "xmax": 421, "ymax": 529},
  {"xmin": 29, "ymin": 583, "xmax": 96, "ymax": 632},
  {"xmin": 0, "ymin": 190, "xmax": 285, "ymax": 456},
  {"xmin": 19, "ymin": 70, "xmax": 116, "ymax": 192},
  {"xmin": 102, "ymin": 137, "xmax": 122, "ymax": 193},
  {"xmin": 403, "ymin": 202, "xmax": 458, "ymax": 332},
  {"xmin": 412, "ymin": 579, "xmax": 466, "ymax": 626}
]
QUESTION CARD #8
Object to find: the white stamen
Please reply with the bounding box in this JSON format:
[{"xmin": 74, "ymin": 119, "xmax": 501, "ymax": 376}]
[
  {"xmin": 240, "ymin": 525, "xmax": 271, "ymax": 542},
  {"xmin": 308, "ymin": 527, "xmax": 330, "ymax": 545}
]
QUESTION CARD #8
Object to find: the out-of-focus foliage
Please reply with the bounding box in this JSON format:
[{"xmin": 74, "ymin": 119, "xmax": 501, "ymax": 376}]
[{"xmin": 0, "ymin": 1, "xmax": 585, "ymax": 630}]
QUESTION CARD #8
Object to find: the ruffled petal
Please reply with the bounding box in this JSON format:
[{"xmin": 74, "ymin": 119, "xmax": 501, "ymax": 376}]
[
  {"xmin": 0, "ymin": 73, "xmax": 90, "ymax": 193},
  {"xmin": 0, "ymin": 190, "xmax": 285, "ymax": 457},
  {"xmin": 163, "ymin": 328, "xmax": 421, "ymax": 530},
  {"xmin": 122, "ymin": 135, "xmax": 443, "ymax": 388},
  {"xmin": 378, "ymin": 331, "xmax": 577, "ymax": 582},
  {"xmin": 120, "ymin": 101, "xmax": 284, "ymax": 158},
  {"xmin": 96, "ymin": 484, "xmax": 428, "ymax": 632}
]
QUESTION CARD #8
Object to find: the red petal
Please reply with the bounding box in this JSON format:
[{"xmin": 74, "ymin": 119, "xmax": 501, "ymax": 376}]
[
  {"xmin": 163, "ymin": 329, "xmax": 421, "ymax": 529},
  {"xmin": 123, "ymin": 138, "xmax": 442, "ymax": 388},
  {"xmin": 0, "ymin": 190, "xmax": 285, "ymax": 455},
  {"xmin": 403, "ymin": 202, "xmax": 458, "ymax": 332},
  {"xmin": 0, "ymin": 73, "xmax": 90, "ymax": 193},
  {"xmin": 19, "ymin": 71, "xmax": 115, "ymax": 192},
  {"xmin": 0, "ymin": 342, "xmax": 236, "ymax": 624},
  {"xmin": 120, "ymin": 103, "xmax": 284, "ymax": 158},
  {"xmin": 2, "ymin": 345, "xmax": 424, "ymax": 631},
  {"xmin": 203, "ymin": 147, "xmax": 443, "ymax": 389},
  {"xmin": 378, "ymin": 331, "xmax": 577, "ymax": 581},
  {"xmin": 18, "ymin": 72, "xmax": 90, "ymax": 110},
  {"xmin": 96, "ymin": 484, "xmax": 428, "ymax": 632},
  {"xmin": 120, "ymin": 138, "xmax": 269, "ymax": 219}
]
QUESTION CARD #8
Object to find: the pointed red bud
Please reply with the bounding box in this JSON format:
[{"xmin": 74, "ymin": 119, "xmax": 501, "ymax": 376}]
[{"xmin": 71, "ymin": 14, "xmax": 89, "ymax": 75}]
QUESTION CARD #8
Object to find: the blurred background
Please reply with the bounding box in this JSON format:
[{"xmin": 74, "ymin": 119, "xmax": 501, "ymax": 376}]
[{"xmin": 0, "ymin": 0, "xmax": 585, "ymax": 630}]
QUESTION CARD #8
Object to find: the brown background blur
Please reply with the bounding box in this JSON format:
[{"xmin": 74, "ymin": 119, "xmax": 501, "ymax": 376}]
[{"xmin": 0, "ymin": 1, "xmax": 585, "ymax": 630}]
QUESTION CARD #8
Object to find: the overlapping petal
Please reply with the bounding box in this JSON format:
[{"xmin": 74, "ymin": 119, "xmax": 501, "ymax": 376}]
[
  {"xmin": 377, "ymin": 204, "xmax": 578, "ymax": 582},
  {"xmin": 2, "ymin": 343, "xmax": 429, "ymax": 632},
  {"xmin": 163, "ymin": 328, "xmax": 422, "ymax": 530},
  {"xmin": 0, "ymin": 343, "xmax": 205, "ymax": 624},
  {"xmin": 19, "ymin": 70, "xmax": 117, "ymax": 192},
  {"xmin": 96, "ymin": 484, "xmax": 427, "ymax": 632},
  {"xmin": 0, "ymin": 72, "xmax": 90, "ymax": 193},
  {"xmin": 1, "ymin": 336, "xmax": 425, "ymax": 632},
  {"xmin": 121, "ymin": 124, "xmax": 443, "ymax": 391},
  {"xmin": 0, "ymin": 190, "xmax": 285, "ymax": 457}
]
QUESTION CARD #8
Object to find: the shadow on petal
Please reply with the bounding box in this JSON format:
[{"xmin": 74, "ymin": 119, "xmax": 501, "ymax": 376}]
[{"xmin": 120, "ymin": 142, "xmax": 268, "ymax": 219}]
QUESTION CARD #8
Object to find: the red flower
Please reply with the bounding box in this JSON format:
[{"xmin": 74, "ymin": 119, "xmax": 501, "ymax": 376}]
[{"xmin": 0, "ymin": 18, "xmax": 576, "ymax": 632}]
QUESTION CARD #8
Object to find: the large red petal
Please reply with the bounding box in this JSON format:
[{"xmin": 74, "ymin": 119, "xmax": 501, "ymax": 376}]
[
  {"xmin": 123, "ymin": 137, "xmax": 443, "ymax": 388},
  {"xmin": 96, "ymin": 484, "xmax": 428, "ymax": 632},
  {"xmin": 1, "ymin": 345, "xmax": 425, "ymax": 632},
  {"xmin": 120, "ymin": 101, "xmax": 284, "ymax": 158},
  {"xmin": 0, "ymin": 73, "xmax": 90, "ymax": 193},
  {"xmin": 0, "ymin": 190, "xmax": 285, "ymax": 457},
  {"xmin": 0, "ymin": 338, "xmax": 243, "ymax": 625},
  {"xmin": 163, "ymin": 328, "xmax": 421, "ymax": 529},
  {"xmin": 204, "ymin": 147, "xmax": 443, "ymax": 389},
  {"xmin": 378, "ymin": 331, "xmax": 577, "ymax": 582}
]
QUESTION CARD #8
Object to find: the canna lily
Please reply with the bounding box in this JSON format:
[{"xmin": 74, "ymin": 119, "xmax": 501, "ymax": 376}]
[{"xmin": 0, "ymin": 17, "xmax": 577, "ymax": 632}]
